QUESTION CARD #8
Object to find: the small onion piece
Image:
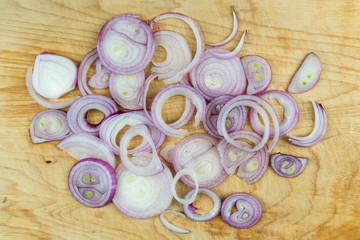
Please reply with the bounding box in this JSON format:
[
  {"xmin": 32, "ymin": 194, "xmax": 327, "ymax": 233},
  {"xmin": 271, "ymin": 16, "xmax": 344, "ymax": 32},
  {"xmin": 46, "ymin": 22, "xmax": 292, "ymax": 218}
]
[
  {"xmin": 26, "ymin": 68, "xmax": 78, "ymax": 109},
  {"xmin": 119, "ymin": 124, "xmax": 163, "ymax": 176},
  {"xmin": 160, "ymin": 144, "xmax": 176, "ymax": 164},
  {"xmin": 88, "ymin": 58, "xmax": 111, "ymax": 89},
  {"xmin": 109, "ymin": 71, "xmax": 145, "ymax": 110},
  {"xmin": 68, "ymin": 158, "xmax": 117, "ymax": 207},
  {"xmin": 241, "ymin": 55, "xmax": 272, "ymax": 95},
  {"xmin": 113, "ymin": 161, "xmax": 173, "ymax": 219},
  {"xmin": 288, "ymin": 52, "xmax": 322, "ymax": 94},
  {"xmin": 190, "ymin": 48, "xmax": 246, "ymax": 100},
  {"xmin": 203, "ymin": 95, "xmax": 247, "ymax": 139},
  {"xmin": 151, "ymin": 84, "xmax": 206, "ymax": 138},
  {"xmin": 172, "ymin": 133, "xmax": 226, "ymax": 189},
  {"xmin": 160, "ymin": 210, "xmax": 189, "ymax": 234},
  {"xmin": 206, "ymin": 6, "xmax": 238, "ymax": 47},
  {"xmin": 221, "ymin": 193, "xmax": 262, "ymax": 229},
  {"xmin": 29, "ymin": 110, "xmax": 70, "ymax": 144},
  {"xmin": 270, "ymin": 153, "xmax": 308, "ymax": 178},
  {"xmin": 171, "ymin": 168, "xmax": 199, "ymax": 205},
  {"xmin": 78, "ymin": 48, "xmax": 98, "ymax": 95},
  {"xmin": 183, "ymin": 188, "xmax": 221, "ymax": 222},
  {"xmin": 97, "ymin": 14, "xmax": 155, "ymax": 75},
  {"xmin": 57, "ymin": 133, "xmax": 116, "ymax": 168},
  {"xmin": 67, "ymin": 95, "xmax": 118, "ymax": 136},
  {"xmin": 250, "ymin": 90, "xmax": 299, "ymax": 137},
  {"xmin": 288, "ymin": 101, "xmax": 328, "ymax": 147},
  {"xmin": 209, "ymin": 30, "xmax": 247, "ymax": 60},
  {"xmin": 32, "ymin": 52, "xmax": 77, "ymax": 99}
]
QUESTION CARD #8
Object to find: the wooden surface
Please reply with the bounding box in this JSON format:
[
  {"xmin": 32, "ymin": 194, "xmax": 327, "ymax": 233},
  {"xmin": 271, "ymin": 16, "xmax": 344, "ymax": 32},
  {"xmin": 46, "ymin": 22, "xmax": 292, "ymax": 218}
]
[{"xmin": 1, "ymin": 0, "xmax": 360, "ymax": 239}]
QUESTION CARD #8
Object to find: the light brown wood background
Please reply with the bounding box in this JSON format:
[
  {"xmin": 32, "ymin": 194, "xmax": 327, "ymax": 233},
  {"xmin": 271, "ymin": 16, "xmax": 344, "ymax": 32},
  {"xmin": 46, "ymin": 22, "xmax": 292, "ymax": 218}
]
[{"xmin": 1, "ymin": 0, "xmax": 360, "ymax": 239}]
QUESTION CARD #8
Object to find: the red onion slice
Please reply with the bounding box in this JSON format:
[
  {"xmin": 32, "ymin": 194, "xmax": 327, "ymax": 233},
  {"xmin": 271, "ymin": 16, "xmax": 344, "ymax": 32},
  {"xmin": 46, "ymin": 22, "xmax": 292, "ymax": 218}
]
[
  {"xmin": 203, "ymin": 95, "xmax": 247, "ymax": 139},
  {"xmin": 26, "ymin": 68, "xmax": 78, "ymax": 109},
  {"xmin": 151, "ymin": 84, "xmax": 206, "ymax": 138},
  {"xmin": 271, "ymin": 153, "xmax": 308, "ymax": 178},
  {"xmin": 119, "ymin": 124, "xmax": 163, "ymax": 176},
  {"xmin": 88, "ymin": 58, "xmax": 111, "ymax": 89},
  {"xmin": 207, "ymin": 6, "xmax": 238, "ymax": 47},
  {"xmin": 190, "ymin": 48, "xmax": 246, "ymax": 100},
  {"xmin": 171, "ymin": 168, "xmax": 199, "ymax": 205},
  {"xmin": 160, "ymin": 210, "xmax": 189, "ymax": 234},
  {"xmin": 209, "ymin": 30, "xmax": 247, "ymax": 59},
  {"xmin": 151, "ymin": 30, "xmax": 192, "ymax": 80},
  {"xmin": 250, "ymin": 90, "xmax": 299, "ymax": 137},
  {"xmin": 173, "ymin": 133, "xmax": 226, "ymax": 189},
  {"xmin": 29, "ymin": 110, "xmax": 70, "ymax": 144},
  {"xmin": 67, "ymin": 95, "xmax": 118, "ymax": 136},
  {"xmin": 113, "ymin": 161, "xmax": 173, "ymax": 219},
  {"xmin": 160, "ymin": 144, "xmax": 176, "ymax": 164},
  {"xmin": 58, "ymin": 133, "xmax": 116, "ymax": 168},
  {"xmin": 68, "ymin": 158, "xmax": 117, "ymax": 207},
  {"xmin": 288, "ymin": 101, "xmax": 328, "ymax": 147},
  {"xmin": 32, "ymin": 52, "xmax": 77, "ymax": 99},
  {"xmin": 78, "ymin": 48, "xmax": 97, "ymax": 95},
  {"xmin": 109, "ymin": 70, "xmax": 145, "ymax": 110},
  {"xmin": 288, "ymin": 52, "xmax": 322, "ymax": 94},
  {"xmin": 183, "ymin": 188, "xmax": 221, "ymax": 222},
  {"xmin": 97, "ymin": 15, "xmax": 155, "ymax": 75},
  {"xmin": 221, "ymin": 193, "xmax": 262, "ymax": 229},
  {"xmin": 241, "ymin": 55, "xmax": 272, "ymax": 95}
]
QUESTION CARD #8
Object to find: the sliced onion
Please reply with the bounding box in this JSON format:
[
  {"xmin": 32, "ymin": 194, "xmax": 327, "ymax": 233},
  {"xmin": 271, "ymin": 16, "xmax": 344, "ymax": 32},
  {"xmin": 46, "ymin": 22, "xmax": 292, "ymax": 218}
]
[
  {"xmin": 151, "ymin": 30, "xmax": 192, "ymax": 80},
  {"xmin": 151, "ymin": 12, "xmax": 204, "ymax": 79},
  {"xmin": 190, "ymin": 48, "xmax": 246, "ymax": 100},
  {"xmin": 183, "ymin": 188, "xmax": 221, "ymax": 222},
  {"xmin": 270, "ymin": 153, "xmax": 308, "ymax": 178},
  {"xmin": 99, "ymin": 111, "xmax": 165, "ymax": 155},
  {"xmin": 113, "ymin": 161, "xmax": 173, "ymax": 219},
  {"xmin": 206, "ymin": 6, "xmax": 238, "ymax": 47},
  {"xmin": 97, "ymin": 15, "xmax": 155, "ymax": 75},
  {"xmin": 78, "ymin": 48, "xmax": 98, "ymax": 95},
  {"xmin": 67, "ymin": 95, "xmax": 118, "ymax": 136},
  {"xmin": 288, "ymin": 101, "xmax": 328, "ymax": 147},
  {"xmin": 288, "ymin": 52, "xmax": 322, "ymax": 94},
  {"xmin": 172, "ymin": 133, "xmax": 226, "ymax": 188},
  {"xmin": 237, "ymin": 147, "xmax": 269, "ymax": 184},
  {"xmin": 221, "ymin": 193, "xmax": 262, "ymax": 229},
  {"xmin": 32, "ymin": 52, "xmax": 77, "ymax": 99},
  {"xmin": 241, "ymin": 55, "xmax": 272, "ymax": 95},
  {"xmin": 171, "ymin": 168, "xmax": 199, "ymax": 205},
  {"xmin": 203, "ymin": 95, "xmax": 247, "ymax": 139},
  {"xmin": 160, "ymin": 144, "xmax": 176, "ymax": 164},
  {"xmin": 88, "ymin": 58, "xmax": 111, "ymax": 89},
  {"xmin": 151, "ymin": 84, "xmax": 206, "ymax": 138},
  {"xmin": 209, "ymin": 30, "xmax": 247, "ymax": 59},
  {"xmin": 250, "ymin": 90, "xmax": 299, "ymax": 137},
  {"xmin": 68, "ymin": 158, "xmax": 117, "ymax": 207},
  {"xmin": 109, "ymin": 70, "xmax": 145, "ymax": 110},
  {"xmin": 29, "ymin": 110, "xmax": 70, "ymax": 144},
  {"xmin": 57, "ymin": 133, "xmax": 116, "ymax": 168},
  {"xmin": 119, "ymin": 124, "xmax": 163, "ymax": 176},
  {"xmin": 160, "ymin": 210, "xmax": 189, "ymax": 234},
  {"xmin": 26, "ymin": 68, "xmax": 78, "ymax": 109}
]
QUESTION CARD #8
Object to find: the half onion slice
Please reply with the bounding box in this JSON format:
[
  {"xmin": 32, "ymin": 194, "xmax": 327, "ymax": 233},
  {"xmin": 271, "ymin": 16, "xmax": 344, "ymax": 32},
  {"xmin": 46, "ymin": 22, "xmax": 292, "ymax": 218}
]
[{"xmin": 270, "ymin": 153, "xmax": 308, "ymax": 178}]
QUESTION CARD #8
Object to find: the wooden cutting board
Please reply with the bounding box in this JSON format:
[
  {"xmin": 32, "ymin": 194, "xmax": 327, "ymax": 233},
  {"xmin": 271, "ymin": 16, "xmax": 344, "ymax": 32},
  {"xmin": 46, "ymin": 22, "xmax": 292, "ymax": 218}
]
[{"xmin": 1, "ymin": 0, "xmax": 360, "ymax": 239}]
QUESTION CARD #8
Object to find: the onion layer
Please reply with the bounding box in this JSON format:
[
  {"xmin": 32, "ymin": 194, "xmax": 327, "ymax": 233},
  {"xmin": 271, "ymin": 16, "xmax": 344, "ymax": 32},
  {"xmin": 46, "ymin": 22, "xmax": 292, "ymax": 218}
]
[
  {"xmin": 88, "ymin": 58, "xmax": 111, "ymax": 89},
  {"xmin": 209, "ymin": 31, "xmax": 247, "ymax": 59},
  {"xmin": 270, "ymin": 153, "xmax": 308, "ymax": 178},
  {"xmin": 160, "ymin": 210, "xmax": 189, "ymax": 234},
  {"xmin": 171, "ymin": 168, "xmax": 199, "ymax": 205}
]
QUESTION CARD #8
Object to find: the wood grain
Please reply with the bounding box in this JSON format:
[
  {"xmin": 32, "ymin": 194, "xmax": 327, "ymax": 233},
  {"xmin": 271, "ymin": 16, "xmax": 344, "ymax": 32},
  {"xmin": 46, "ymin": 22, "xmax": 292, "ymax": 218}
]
[{"xmin": 1, "ymin": 0, "xmax": 360, "ymax": 239}]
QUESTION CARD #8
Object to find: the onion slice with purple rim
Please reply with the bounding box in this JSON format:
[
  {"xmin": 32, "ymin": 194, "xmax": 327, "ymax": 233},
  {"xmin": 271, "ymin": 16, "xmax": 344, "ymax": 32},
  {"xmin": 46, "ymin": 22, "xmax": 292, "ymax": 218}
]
[
  {"xmin": 151, "ymin": 84, "xmax": 206, "ymax": 138},
  {"xmin": 221, "ymin": 193, "xmax": 262, "ymax": 229},
  {"xmin": 29, "ymin": 110, "xmax": 70, "ymax": 144},
  {"xmin": 78, "ymin": 48, "xmax": 98, "ymax": 95},
  {"xmin": 183, "ymin": 188, "xmax": 221, "ymax": 222},
  {"xmin": 119, "ymin": 124, "xmax": 163, "ymax": 176},
  {"xmin": 113, "ymin": 161, "xmax": 173, "ymax": 219},
  {"xmin": 270, "ymin": 153, "xmax": 308, "ymax": 178},
  {"xmin": 67, "ymin": 95, "xmax": 117, "ymax": 136},
  {"xmin": 171, "ymin": 168, "xmax": 199, "ymax": 205},
  {"xmin": 97, "ymin": 14, "xmax": 155, "ymax": 75},
  {"xmin": 209, "ymin": 30, "xmax": 247, "ymax": 59},
  {"xmin": 88, "ymin": 58, "xmax": 111, "ymax": 89},
  {"xmin": 288, "ymin": 101, "xmax": 328, "ymax": 147},
  {"xmin": 57, "ymin": 133, "xmax": 116, "ymax": 168},
  {"xmin": 288, "ymin": 52, "xmax": 322, "ymax": 94},
  {"xmin": 250, "ymin": 90, "xmax": 299, "ymax": 137},
  {"xmin": 241, "ymin": 55, "xmax": 272, "ymax": 95},
  {"xmin": 160, "ymin": 210, "xmax": 189, "ymax": 234},
  {"xmin": 68, "ymin": 158, "xmax": 117, "ymax": 208}
]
